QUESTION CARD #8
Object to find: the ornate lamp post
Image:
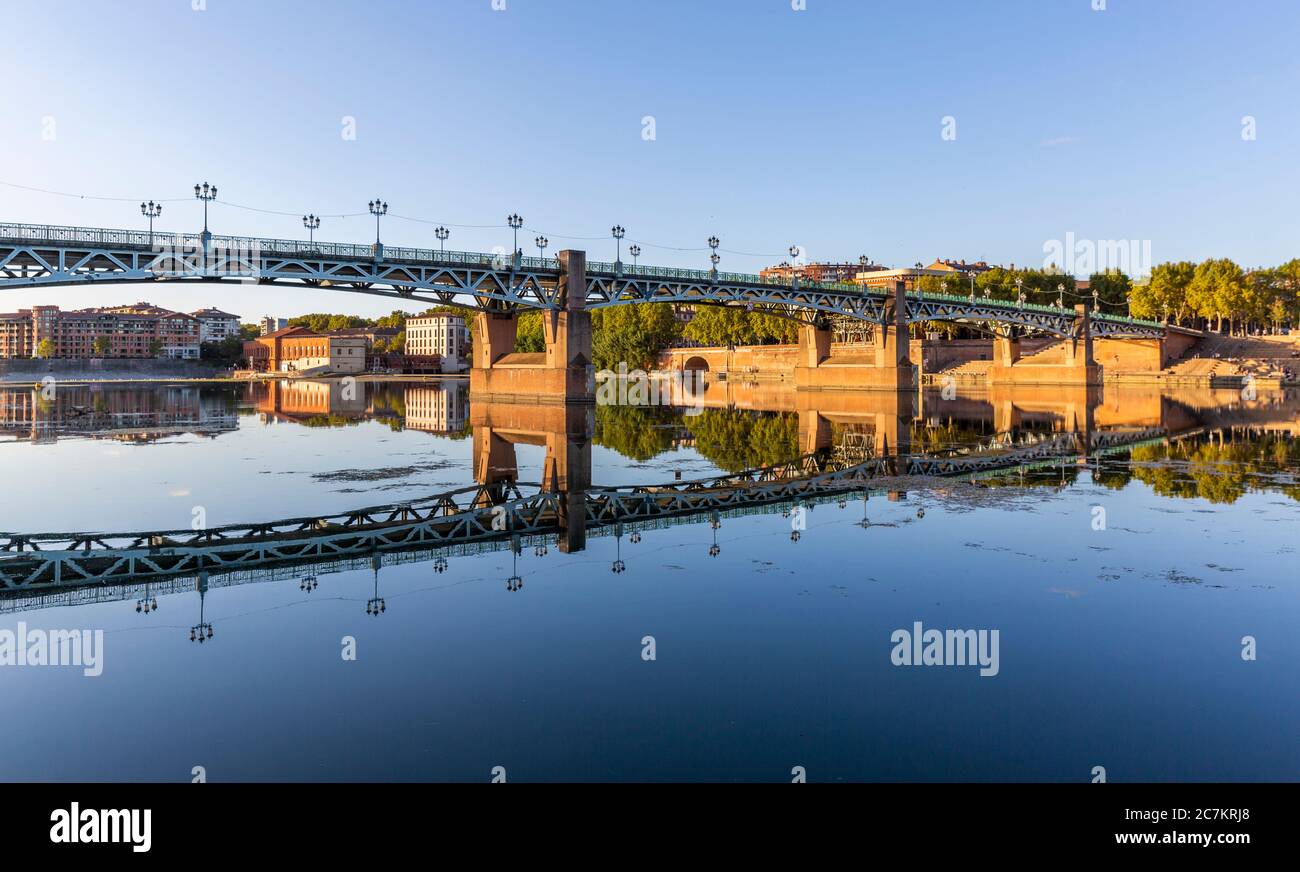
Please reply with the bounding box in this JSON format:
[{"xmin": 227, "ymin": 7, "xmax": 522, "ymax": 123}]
[
  {"xmin": 506, "ymin": 213, "xmax": 524, "ymax": 267},
  {"xmin": 140, "ymin": 201, "xmax": 162, "ymax": 247},
  {"xmin": 611, "ymin": 225, "xmax": 625, "ymax": 272},
  {"xmin": 1057, "ymin": 283, "xmax": 1065, "ymax": 308},
  {"xmin": 788, "ymin": 245, "xmax": 801, "ymax": 289},
  {"xmin": 302, "ymin": 214, "xmax": 320, "ymax": 247},
  {"xmin": 194, "ymin": 182, "xmax": 217, "ymax": 233},
  {"xmin": 708, "ymin": 512, "xmax": 721, "ymax": 557},
  {"xmin": 1092, "ymin": 286, "xmax": 1100, "ymax": 311},
  {"xmin": 368, "ymin": 198, "xmax": 388, "ymax": 259},
  {"xmin": 535, "ymin": 235, "xmax": 548, "ymax": 260},
  {"xmin": 435, "ymin": 225, "xmax": 449, "ymax": 254},
  {"xmin": 194, "ymin": 182, "xmax": 217, "ymax": 260},
  {"xmin": 1015, "ymin": 277, "xmax": 1025, "ymax": 308},
  {"xmin": 707, "ymin": 236, "xmax": 720, "ymax": 280},
  {"xmin": 629, "ymin": 244, "xmax": 641, "ymax": 270}
]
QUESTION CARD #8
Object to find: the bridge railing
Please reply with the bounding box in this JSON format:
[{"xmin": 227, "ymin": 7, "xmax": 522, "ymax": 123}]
[
  {"xmin": 0, "ymin": 222, "xmax": 564, "ymax": 272},
  {"xmin": 585, "ymin": 258, "xmax": 869, "ymax": 294}
]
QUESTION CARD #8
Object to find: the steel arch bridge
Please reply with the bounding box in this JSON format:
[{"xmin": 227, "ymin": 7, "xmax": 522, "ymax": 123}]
[{"xmin": 0, "ymin": 222, "xmax": 1166, "ymax": 339}]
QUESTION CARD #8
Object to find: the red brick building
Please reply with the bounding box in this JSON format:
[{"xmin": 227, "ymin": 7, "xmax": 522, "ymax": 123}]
[
  {"xmin": 0, "ymin": 304, "xmax": 200, "ymax": 359},
  {"xmin": 243, "ymin": 327, "xmax": 367, "ymax": 374}
]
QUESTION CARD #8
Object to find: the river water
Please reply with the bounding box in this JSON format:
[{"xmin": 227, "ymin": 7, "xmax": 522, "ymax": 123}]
[{"xmin": 1, "ymin": 379, "xmax": 1296, "ymax": 782}]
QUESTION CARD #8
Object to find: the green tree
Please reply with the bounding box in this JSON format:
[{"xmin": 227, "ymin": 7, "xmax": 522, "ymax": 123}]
[
  {"xmin": 514, "ymin": 312, "xmax": 546, "ymax": 353},
  {"xmin": 147, "ymin": 339, "xmax": 164, "ymax": 357},
  {"xmin": 591, "ymin": 303, "xmax": 680, "ymax": 370},
  {"xmin": 200, "ymin": 334, "xmax": 247, "ymax": 365},
  {"xmin": 91, "ymin": 336, "xmax": 112, "ymax": 357},
  {"xmin": 684, "ymin": 306, "xmax": 753, "ymax": 346},
  {"xmin": 375, "ymin": 310, "xmax": 408, "ymax": 330},
  {"xmin": 1188, "ymin": 258, "xmax": 1244, "ymax": 333},
  {"xmin": 1087, "ymin": 270, "xmax": 1132, "ymax": 314},
  {"xmin": 1130, "ymin": 261, "xmax": 1193, "ymax": 323}
]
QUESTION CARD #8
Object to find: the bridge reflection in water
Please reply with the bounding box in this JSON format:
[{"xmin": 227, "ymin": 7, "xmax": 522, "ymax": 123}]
[{"xmin": 1, "ymin": 380, "xmax": 1295, "ymax": 620}]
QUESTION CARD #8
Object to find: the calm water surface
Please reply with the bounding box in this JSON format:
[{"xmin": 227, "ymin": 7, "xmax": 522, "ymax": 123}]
[{"xmin": 1, "ymin": 379, "xmax": 1296, "ymax": 781}]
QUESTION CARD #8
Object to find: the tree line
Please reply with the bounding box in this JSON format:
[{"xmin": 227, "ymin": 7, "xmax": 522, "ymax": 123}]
[{"xmin": 912, "ymin": 260, "xmax": 1300, "ymax": 335}]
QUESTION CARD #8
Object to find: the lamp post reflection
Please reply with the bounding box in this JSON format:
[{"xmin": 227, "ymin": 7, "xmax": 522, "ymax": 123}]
[
  {"xmin": 366, "ymin": 555, "xmax": 385, "ymax": 615},
  {"xmin": 189, "ymin": 572, "xmax": 214, "ymax": 643}
]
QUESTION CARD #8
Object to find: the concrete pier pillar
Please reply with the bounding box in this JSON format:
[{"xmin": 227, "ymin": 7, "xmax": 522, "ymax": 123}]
[
  {"xmin": 1064, "ymin": 305, "xmax": 1096, "ymax": 368},
  {"xmin": 797, "ymin": 322, "xmax": 832, "ymax": 368},
  {"xmin": 472, "ymin": 311, "xmax": 520, "ymax": 369},
  {"xmin": 994, "ymin": 332, "xmax": 1021, "ymax": 368},
  {"xmin": 469, "ymin": 250, "xmax": 594, "ymax": 403},
  {"xmin": 793, "ymin": 282, "xmax": 916, "ymax": 390}
]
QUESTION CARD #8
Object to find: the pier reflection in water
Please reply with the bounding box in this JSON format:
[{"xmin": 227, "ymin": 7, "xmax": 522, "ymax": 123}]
[{"xmin": 0, "ymin": 378, "xmax": 1296, "ymax": 781}]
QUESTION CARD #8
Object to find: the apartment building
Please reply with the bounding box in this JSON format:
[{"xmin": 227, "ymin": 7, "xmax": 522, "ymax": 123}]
[
  {"xmin": 405, "ymin": 313, "xmax": 468, "ymax": 372},
  {"xmin": 0, "ymin": 304, "xmax": 200, "ymax": 359},
  {"xmin": 191, "ymin": 307, "xmax": 242, "ymax": 343}
]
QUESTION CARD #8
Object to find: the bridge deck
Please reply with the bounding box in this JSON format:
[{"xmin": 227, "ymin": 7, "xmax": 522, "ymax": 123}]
[{"xmin": 0, "ymin": 221, "xmax": 1166, "ymax": 338}]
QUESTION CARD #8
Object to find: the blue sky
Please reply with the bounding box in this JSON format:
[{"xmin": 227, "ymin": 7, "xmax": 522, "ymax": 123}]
[{"xmin": 3, "ymin": 0, "xmax": 1297, "ymax": 319}]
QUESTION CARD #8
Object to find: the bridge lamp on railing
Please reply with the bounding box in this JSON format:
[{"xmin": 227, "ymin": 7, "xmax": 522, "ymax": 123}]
[
  {"xmin": 1092, "ymin": 286, "xmax": 1100, "ymax": 311},
  {"xmin": 1057, "ymin": 283, "xmax": 1065, "ymax": 309},
  {"xmin": 629, "ymin": 244, "xmax": 641, "ymax": 270},
  {"xmin": 194, "ymin": 182, "xmax": 217, "ymax": 253},
  {"xmin": 140, "ymin": 201, "xmax": 162, "ymax": 246},
  {"xmin": 789, "ymin": 245, "xmax": 805, "ymax": 288},
  {"xmin": 434, "ymin": 225, "xmax": 449, "ymax": 255},
  {"xmin": 535, "ymin": 235, "xmax": 548, "ymax": 260},
  {"xmin": 368, "ymin": 199, "xmax": 388, "ymax": 259},
  {"xmin": 302, "ymin": 214, "xmax": 320, "ymax": 246},
  {"xmin": 708, "ymin": 511, "xmax": 721, "ymax": 557},
  {"xmin": 506, "ymin": 213, "xmax": 524, "ymax": 259},
  {"xmin": 1015, "ymin": 277, "xmax": 1025, "ymax": 308},
  {"xmin": 611, "ymin": 225, "xmax": 626, "ymax": 271},
  {"xmin": 706, "ymin": 236, "xmax": 721, "ymax": 279}
]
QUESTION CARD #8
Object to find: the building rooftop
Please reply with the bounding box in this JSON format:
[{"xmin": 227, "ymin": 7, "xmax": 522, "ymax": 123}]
[{"xmin": 258, "ymin": 326, "xmax": 315, "ymax": 340}]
